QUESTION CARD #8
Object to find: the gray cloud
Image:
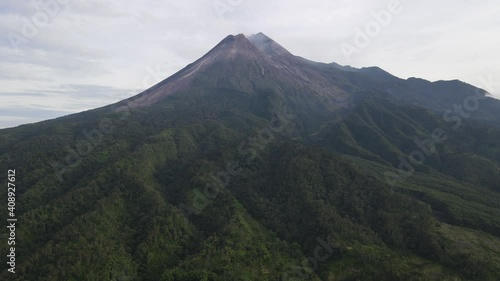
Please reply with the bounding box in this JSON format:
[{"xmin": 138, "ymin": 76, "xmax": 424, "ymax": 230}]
[{"xmin": 0, "ymin": 0, "xmax": 499, "ymax": 129}]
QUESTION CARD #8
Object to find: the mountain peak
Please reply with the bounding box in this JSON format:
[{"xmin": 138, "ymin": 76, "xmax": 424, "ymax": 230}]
[
  {"xmin": 121, "ymin": 32, "xmax": 336, "ymax": 109},
  {"xmin": 221, "ymin": 33, "xmax": 247, "ymax": 43},
  {"xmin": 246, "ymin": 32, "xmax": 292, "ymax": 57},
  {"xmin": 204, "ymin": 33, "xmax": 261, "ymax": 60}
]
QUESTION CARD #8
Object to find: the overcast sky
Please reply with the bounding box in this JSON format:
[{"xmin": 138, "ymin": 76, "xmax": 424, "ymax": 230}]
[{"xmin": 1, "ymin": 0, "xmax": 499, "ymax": 128}]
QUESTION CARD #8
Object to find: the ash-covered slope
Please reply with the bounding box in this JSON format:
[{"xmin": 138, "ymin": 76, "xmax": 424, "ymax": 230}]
[{"xmin": 120, "ymin": 33, "xmax": 351, "ymax": 110}]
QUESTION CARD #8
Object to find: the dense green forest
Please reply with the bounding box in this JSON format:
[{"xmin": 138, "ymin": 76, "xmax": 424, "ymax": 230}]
[{"xmin": 1, "ymin": 88, "xmax": 499, "ymax": 280}]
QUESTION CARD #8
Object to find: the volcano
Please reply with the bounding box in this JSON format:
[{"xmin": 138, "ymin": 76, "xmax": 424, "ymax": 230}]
[
  {"xmin": 1, "ymin": 33, "xmax": 500, "ymax": 281},
  {"xmin": 120, "ymin": 33, "xmax": 352, "ymax": 110}
]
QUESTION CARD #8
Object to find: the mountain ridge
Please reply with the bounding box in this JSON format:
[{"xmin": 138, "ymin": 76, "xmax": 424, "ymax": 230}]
[{"xmin": 111, "ymin": 33, "xmax": 499, "ymax": 126}]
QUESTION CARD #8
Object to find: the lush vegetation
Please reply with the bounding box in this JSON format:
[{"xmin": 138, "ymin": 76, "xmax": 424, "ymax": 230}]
[{"xmin": 1, "ymin": 59, "xmax": 500, "ymax": 280}]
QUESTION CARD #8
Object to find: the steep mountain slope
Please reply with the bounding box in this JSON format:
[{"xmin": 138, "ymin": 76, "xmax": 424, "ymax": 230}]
[
  {"xmin": 121, "ymin": 33, "xmax": 350, "ymax": 110},
  {"xmin": 0, "ymin": 33, "xmax": 499, "ymax": 281}
]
